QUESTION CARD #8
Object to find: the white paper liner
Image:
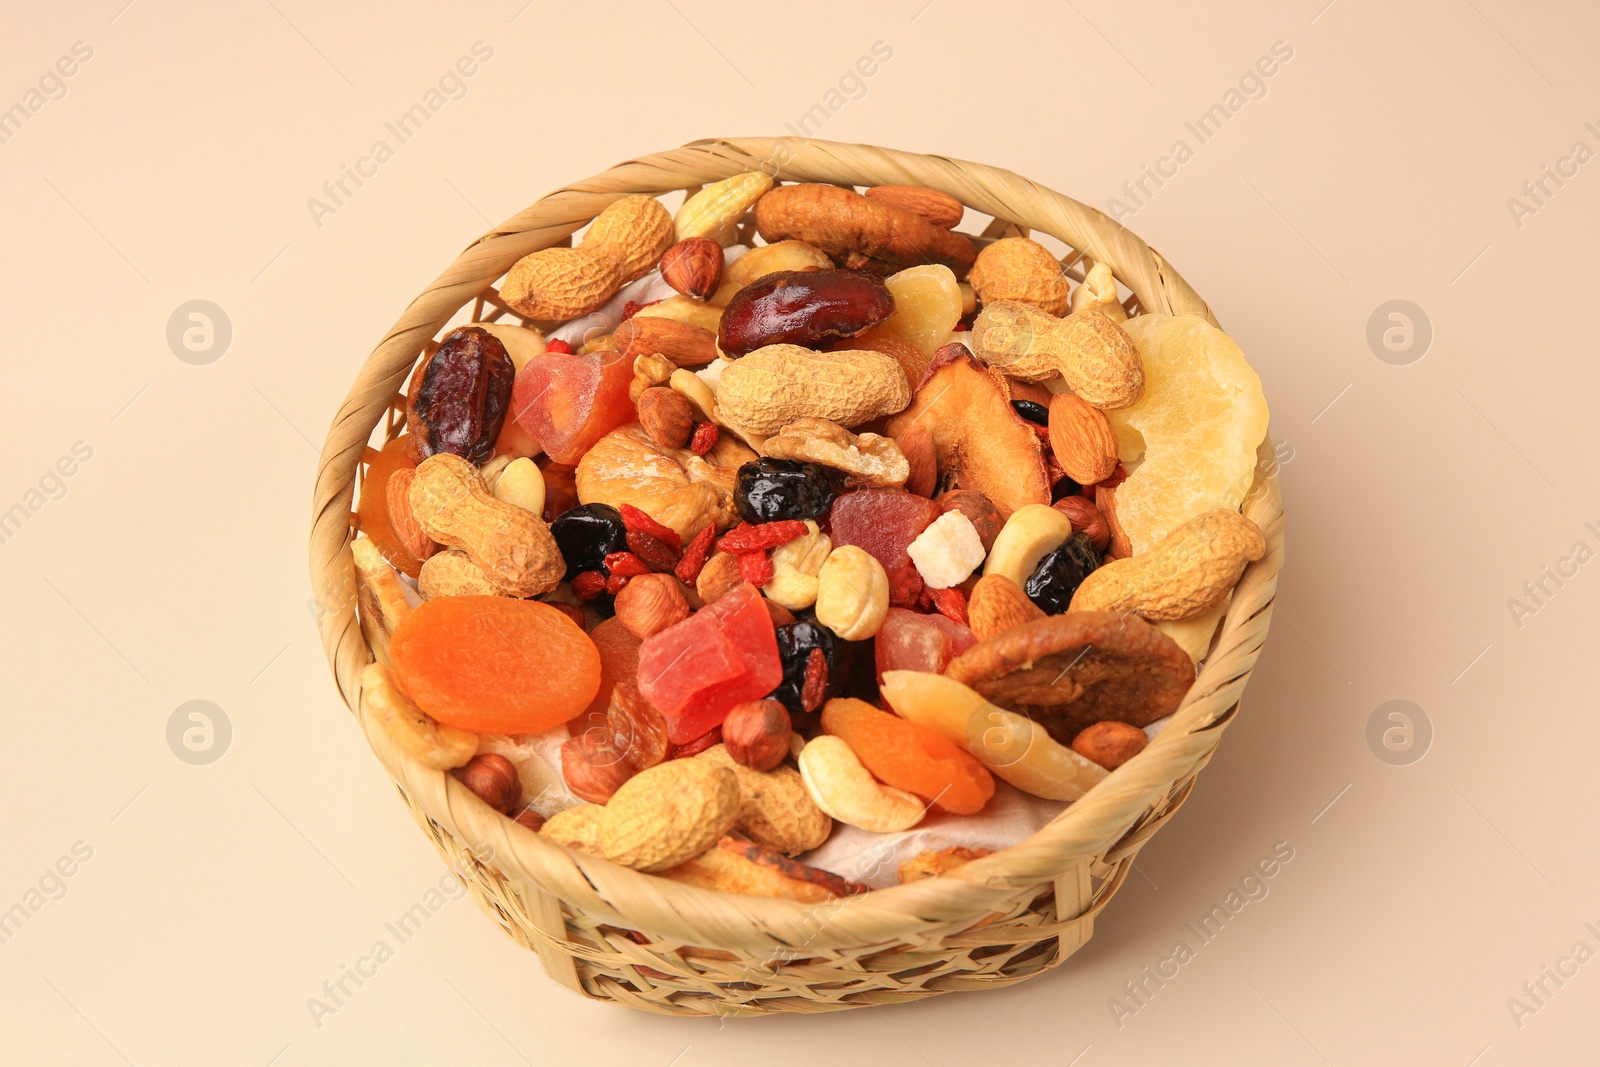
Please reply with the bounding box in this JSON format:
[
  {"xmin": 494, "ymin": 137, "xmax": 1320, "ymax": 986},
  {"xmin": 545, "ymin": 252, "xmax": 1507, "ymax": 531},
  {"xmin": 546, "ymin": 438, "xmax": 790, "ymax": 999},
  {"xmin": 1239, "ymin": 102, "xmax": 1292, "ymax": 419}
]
[{"xmin": 548, "ymin": 245, "xmax": 748, "ymax": 347}]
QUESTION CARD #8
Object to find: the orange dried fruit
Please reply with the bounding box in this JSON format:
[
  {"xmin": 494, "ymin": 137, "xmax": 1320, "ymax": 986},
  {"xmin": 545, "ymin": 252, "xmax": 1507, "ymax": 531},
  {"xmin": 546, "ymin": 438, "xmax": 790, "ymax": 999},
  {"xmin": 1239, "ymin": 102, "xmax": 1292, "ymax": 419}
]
[
  {"xmin": 820, "ymin": 697, "xmax": 994, "ymax": 815},
  {"xmin": 884, "ymin": 343, "xmax": 1050, "ymax": 520},
  {"xmin": 357, "ymin": 436, "xmax": 423, "ymax": 578},
  {"xmin": 390, "ymin": 596, "xmax": 600, "ymax": 734}
]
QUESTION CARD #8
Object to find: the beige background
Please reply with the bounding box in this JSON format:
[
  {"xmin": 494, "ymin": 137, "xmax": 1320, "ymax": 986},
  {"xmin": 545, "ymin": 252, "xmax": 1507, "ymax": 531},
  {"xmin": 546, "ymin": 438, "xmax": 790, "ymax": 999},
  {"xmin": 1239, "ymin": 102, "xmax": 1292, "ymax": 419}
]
[{"xmin": 3, "ymin": 0, "xmax": 1597, "ymax": 1063}]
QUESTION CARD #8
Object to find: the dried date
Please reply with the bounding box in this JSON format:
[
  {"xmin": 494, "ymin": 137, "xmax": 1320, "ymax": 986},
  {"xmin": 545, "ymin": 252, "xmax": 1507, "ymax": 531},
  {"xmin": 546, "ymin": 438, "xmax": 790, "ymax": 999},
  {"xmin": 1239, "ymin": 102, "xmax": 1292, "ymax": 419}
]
[
  {"xmin": 404, "ymin": 326, "xmax": 515, "ymax": 464},
  {"xmin": 718, "ymin": 269, "xmax": 894, "ymax": 357}
]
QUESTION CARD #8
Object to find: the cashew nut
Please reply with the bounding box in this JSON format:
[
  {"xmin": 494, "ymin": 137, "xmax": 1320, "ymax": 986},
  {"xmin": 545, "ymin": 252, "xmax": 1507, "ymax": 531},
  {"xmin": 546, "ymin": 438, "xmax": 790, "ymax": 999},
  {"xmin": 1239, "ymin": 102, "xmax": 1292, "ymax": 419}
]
[
  {"xmin": 797, "ymin": 736, "xmax": 925, "ymax": 833},
  {"xmin": 764, "ymin": 521, "xmax": 832, "ymax": 610}
]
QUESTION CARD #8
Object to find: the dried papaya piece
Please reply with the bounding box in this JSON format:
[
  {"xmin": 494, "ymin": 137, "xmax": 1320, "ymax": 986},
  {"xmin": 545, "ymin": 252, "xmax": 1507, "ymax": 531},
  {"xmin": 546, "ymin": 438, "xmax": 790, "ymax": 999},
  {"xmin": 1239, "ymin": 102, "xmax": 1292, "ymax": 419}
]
[{"xmin": 390, "ymin": 596, "xmax": 600, "ymax": 733}]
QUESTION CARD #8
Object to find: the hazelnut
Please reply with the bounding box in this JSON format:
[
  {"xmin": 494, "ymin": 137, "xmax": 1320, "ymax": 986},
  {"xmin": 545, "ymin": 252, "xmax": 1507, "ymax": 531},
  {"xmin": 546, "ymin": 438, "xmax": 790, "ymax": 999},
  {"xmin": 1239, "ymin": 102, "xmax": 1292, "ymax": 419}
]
[
  {"xmin": 722, "ymin": 699, "xmax": 792, "ymax": 772},
  {"xmin": 935, "ymin": 489, "xmax": 1003, "ymax": 553},
  {"xmin": 454, "ymin": 753, "xmax": 521, "ymax": 814},
  {"xmin": 612, "ymin": 572, "xmax": 690, "ymax": 640},
  {"xmin": 1054, "ymin": 494, "xmax": 1110, "ymax": 552},
  {"xmin": 1070, "ymin": 721, "xmax": 1149, "ymax": 770},
  {"xmin": 659, "ymin": 237, "xmax": 724, "ymax": 302},
  {"xmin": 560, "ymin": 732, "xmax": 637, "ymax": 804}
]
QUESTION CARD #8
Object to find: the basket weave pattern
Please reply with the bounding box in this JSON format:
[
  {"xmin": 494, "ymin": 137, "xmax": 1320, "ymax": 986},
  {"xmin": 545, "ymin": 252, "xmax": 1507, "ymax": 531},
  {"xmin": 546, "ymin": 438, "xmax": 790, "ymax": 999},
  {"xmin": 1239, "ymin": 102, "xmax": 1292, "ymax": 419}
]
[{"xmin": 310, "ymin": 138, "xmax": 1284, "ymax": 1016}]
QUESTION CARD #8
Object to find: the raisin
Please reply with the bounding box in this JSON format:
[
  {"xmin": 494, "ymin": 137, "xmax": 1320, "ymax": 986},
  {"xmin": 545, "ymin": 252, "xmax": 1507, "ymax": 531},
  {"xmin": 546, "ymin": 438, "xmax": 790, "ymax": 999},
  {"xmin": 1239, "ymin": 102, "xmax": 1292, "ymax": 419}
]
[
  {"xmin": 690, "ymin": 421, "xmax": 719, "ymax": 456},
  {"xmin": 769, "ymin": 617, "xmax": 842, "ymax": 714},
  {"xmin": 735, "ymin": 458, "xmax": 839, "ymax": 524},
  {"xmin": 1023, "ymin": 533, "xmax": 1101, "ymax": 614},
  {"xmin": 625, "ymin": 530, "xmax": 680, "ymax": 572},
  {"xmin": 550, "ymin": 503, "xmax": 627, "ymax": 579},
  {"xmin": 403, "ymin": 327, "xmax": 515, "ymax": 464},
  {"xmin": 1011, "ymin": 398, "xmax": 1049, "ymax": 425}
]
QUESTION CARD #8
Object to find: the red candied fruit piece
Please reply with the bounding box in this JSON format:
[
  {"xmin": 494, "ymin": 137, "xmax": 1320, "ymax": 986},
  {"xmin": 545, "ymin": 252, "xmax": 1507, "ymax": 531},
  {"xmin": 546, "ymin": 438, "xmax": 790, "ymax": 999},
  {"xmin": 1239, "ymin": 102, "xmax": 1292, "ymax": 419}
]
[
  {"xmin": 874, "ymin": 606, "xmax": 977, "ymax": 684},
  {"xmin": 545, "ymin": 338, "xmax": 573, "ymax": 354},
  {"xmin": 828, "ymin": 489, "xmax": 941, "ymax": 608},
  {"xmin": 636, "ymin": 582, "xmax": 783, "ymax": 744},
  {"xmin": 511, "ymin": 348, "xmax": 635, "ymax": 465}
]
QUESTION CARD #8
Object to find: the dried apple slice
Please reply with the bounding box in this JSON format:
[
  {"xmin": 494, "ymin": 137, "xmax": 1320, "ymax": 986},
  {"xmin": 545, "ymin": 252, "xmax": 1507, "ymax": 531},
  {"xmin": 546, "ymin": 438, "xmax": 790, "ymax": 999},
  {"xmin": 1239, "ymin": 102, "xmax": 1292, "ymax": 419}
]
[{"xmin": 883, "ymin": 343, "xmax": 1050, "ymax": 520}]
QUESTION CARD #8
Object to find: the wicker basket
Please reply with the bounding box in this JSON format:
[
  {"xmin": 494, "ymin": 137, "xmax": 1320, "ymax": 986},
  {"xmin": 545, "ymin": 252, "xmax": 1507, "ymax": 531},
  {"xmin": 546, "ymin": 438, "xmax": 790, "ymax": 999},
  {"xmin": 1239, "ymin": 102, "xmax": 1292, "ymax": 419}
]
[{"xmin": 309, "ymin": 137, "xmax": 1284, "ymax": 1017}]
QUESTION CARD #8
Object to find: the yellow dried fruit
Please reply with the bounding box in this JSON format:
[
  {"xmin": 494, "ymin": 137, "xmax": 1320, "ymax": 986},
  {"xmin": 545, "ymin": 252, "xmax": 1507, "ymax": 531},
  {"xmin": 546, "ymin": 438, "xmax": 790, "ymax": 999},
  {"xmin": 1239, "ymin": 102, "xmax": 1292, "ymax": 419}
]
[
  {"xmin": 874, "ymin": 264, "xmax": 963, "ymax": 356},
  {"xmin": 675, "ymin": 171, "xmax": 774, "ymax": 245},
  {"xmin": 1106, "ymin": 314, "xmax": 1270, "ymax": 553}
]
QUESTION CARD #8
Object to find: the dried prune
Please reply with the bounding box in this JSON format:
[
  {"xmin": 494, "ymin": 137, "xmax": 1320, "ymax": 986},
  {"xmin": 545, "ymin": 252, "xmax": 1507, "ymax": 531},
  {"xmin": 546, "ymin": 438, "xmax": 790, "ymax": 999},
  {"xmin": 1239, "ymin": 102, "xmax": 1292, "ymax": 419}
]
[
  {"xmin": 1023, "ymin": 533, "xmax": 1100, "ymax": 614},
  {"xmin": 404, "ymin": 327, "xmax": 514, "ymax": 464},
  {"xmin": 550, "ymin": 503, "xmax": 627, "ymax": 579},
  {"xmin": 769, "ymin": 616, "xmax": 842, "ymax": 714},
  {"xmin": 735, "ymin": 458, "xmax": 838, "ymax": 523},
  {"xmin": 718, "ymin": 269, "xmax": 894, "ymax": 357}
]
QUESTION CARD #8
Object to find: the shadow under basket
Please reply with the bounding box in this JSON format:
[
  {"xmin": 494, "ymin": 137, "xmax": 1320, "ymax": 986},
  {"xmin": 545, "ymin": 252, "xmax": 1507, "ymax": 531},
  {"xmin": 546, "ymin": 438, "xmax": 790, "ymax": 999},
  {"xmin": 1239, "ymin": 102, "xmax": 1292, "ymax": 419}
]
[{"xmin": 309, "ymin": 137, "xmax": 1284, "ymax": 1017}]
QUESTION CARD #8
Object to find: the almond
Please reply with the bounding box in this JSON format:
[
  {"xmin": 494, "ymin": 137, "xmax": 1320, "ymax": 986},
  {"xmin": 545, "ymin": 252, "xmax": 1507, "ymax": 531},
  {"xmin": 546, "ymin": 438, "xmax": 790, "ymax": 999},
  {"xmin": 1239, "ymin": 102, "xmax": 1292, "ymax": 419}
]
[
  {"xmin": 1053, "ymin": 494, "xmax": 1110, "ymax": 552},
  {"xmin": 1096, "ymin": 484, "xmax": 1132, "ymax": 560},
  {"xmin": 864, "ymin": 185, "xmax": 965, "ymax": 229},
  {"xmin": 967, "ymin": 573, "xmax": 1046, "ymax": 641},
  {"xmin": 659, "ymin": 237, "xmax": 724, "ymax": 301},
  {"xmin": 1048, "ymin": 393, "xmax": 1119, "ymax": 485},
  {"xmin": 613, "ymin": 316, "xmax": 719, "ymax": 367},
  {"xmin": 637, "ymin": 386, "xmax": 694, "ymax": 449},
  {"xmin": 384, "ymin": 468, "xmax": 437, "ymax": 562}
]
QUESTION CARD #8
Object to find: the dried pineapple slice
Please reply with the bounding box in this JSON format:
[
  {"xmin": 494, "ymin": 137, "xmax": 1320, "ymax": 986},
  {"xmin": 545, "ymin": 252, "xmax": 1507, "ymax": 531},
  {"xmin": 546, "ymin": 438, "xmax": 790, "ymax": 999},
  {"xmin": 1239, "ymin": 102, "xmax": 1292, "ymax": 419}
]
[{"xmin": 1106, "ymin": 315, "xmax": 1268, "ymax": 553}]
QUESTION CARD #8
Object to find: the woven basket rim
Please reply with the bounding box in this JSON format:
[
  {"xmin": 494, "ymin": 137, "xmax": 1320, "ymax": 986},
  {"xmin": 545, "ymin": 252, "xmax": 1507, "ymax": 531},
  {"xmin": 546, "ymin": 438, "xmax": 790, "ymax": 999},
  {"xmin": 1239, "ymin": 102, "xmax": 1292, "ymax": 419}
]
[{"xmin": 309, "ymin": 137, "xmax": 1283, "ymax": 956}]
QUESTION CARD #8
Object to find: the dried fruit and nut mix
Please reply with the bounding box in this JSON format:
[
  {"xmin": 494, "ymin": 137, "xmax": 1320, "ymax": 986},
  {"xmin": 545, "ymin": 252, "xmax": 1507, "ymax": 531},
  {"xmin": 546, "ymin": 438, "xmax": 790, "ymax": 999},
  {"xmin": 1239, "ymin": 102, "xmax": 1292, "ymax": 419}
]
[{"xmin": 351, "ymin": 173, "xmax": 1271, "ymax": 897}]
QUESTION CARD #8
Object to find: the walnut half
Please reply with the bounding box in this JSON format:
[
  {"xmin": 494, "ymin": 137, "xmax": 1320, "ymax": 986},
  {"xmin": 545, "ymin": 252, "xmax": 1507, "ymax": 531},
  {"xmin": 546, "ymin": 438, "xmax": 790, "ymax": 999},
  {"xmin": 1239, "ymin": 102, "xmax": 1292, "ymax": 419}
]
[{"xmin": 759, "ymin": 417, "xmax": 908, "ymax": 488}]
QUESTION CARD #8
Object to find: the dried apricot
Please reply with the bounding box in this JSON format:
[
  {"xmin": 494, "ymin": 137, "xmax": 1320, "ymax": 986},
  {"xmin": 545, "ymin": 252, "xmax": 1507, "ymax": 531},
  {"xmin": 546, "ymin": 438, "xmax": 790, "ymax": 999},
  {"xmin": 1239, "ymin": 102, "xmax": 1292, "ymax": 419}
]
[
  {"xmin": 820, "ymin": 697, "xmax": 994, "ymax": 815},
  {"xmin": 581, "ymin": 616, "xmax": 642, "ymax": 728},
  {"xmin": 357, "ymin": 436, "xmax": 423, "ymax": 578},
  {"xmin": 390, "ymin": 596, "xmax": 600, "ymax": 733}
]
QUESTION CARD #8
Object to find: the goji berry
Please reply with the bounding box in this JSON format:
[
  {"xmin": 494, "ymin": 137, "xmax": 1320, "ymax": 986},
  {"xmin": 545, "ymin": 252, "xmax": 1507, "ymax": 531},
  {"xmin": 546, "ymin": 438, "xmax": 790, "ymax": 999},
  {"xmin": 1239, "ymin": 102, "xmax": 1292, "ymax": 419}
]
[
  {"xmin": 800, "ymin": 647, "xmax": 828, "ymax": 713},
  {"xmin": 690, "ymin": 421, "xmax": 719, "ymax": 456},
  {"xmin": 605, "ymin": 572, "xmax": 631, "ymax": 595},
  {"xmin": 666, "ymin": 725, "xmax": 722, "ymax": 760},
  {"xmin": 718, "ymin": 520, "xmax": 808, "ymax": 554},
  {"xmin": 545, "ymin": 338, "xmax": 573, "ymax": 355},
  {"xmin": 674, "ymin": 523, "xmax": 716, "ymax": 584},
  {"xmin": 626, "ymin": 530, "xmax": 680, "ymax": 572},
  {"xmin": 618, "ymin": 503, "xmax": 682, "ymax": 550},
  {"xmin": 738, "ymin": 551, "xmax": 775, "ymax": 587},
  {"xmin": 928, "ymin": 586, "xmax": 969, "ymax": 627},
  {"xmin": 571, "ymin": 570, "xmax": 607, "ymax": 600},
  {"xmin": 603, "ymin": 551, "xmax": 652, "ymax": 579}
]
